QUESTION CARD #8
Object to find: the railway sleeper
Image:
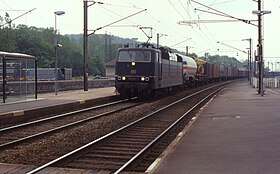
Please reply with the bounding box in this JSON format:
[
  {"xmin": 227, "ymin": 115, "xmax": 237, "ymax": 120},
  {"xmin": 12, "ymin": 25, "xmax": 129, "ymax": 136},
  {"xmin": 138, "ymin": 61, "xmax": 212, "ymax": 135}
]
[
  {"xmin": 109, "ymin": 141, "xmax": 147, "ymax": 146},
  {"xmin": 113, "ymin": 137, "xmax": 154, "ymax": 142},
  {"xmin": 98, "ymin": 146, "xmax": 140, "ymax": 152},
  {"xmin": 92, "ymin": 150, "xmax": 137, "ymax": 155},
  {"xmin": 65, "ymin": 162, "xmax": 120, "ymax": 170},
  {"xmin": 77, "ymin": 159, "xmax": 124, "ymax": 166}
]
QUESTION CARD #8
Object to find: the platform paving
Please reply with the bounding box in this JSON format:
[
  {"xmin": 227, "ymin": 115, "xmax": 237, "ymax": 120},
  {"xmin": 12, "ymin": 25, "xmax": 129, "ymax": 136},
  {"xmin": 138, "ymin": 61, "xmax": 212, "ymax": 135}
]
[
  {"xmin": 0, "ymin": 87, "xmax": 116, "ymax": 124},
  {"xmin": 151, "ymin": 81, "xmax": 280, "ymax": 174}
]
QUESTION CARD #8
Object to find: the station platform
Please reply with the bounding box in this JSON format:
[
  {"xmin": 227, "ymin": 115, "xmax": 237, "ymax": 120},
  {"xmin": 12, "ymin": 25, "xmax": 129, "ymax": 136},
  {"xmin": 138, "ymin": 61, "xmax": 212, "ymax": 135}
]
[
  {"xmin": 150, "ymin": 81, "xmax": 280, "ymax": 174},
  {"xmin": 0, "ymin": 87, "xmax": 116, "ymax": 124}
]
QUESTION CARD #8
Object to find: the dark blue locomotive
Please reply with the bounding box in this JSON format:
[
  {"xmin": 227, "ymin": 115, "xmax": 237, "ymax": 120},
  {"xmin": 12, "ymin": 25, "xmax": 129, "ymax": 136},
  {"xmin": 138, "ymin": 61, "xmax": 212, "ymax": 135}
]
[{"xmin": 115, "ymin": 44, "xmax": 183, "ymax": 97}]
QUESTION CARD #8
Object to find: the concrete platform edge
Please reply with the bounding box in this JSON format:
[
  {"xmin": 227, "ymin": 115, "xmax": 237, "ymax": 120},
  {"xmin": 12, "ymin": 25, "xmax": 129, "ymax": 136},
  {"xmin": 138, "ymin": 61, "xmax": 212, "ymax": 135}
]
[
  {"xmin": 0, "ymin": 96, "xmax": 116, "ymax": 125},
  {"xmin": 145, "ymin": 92, "xmax": 217, "ymax": 173}
]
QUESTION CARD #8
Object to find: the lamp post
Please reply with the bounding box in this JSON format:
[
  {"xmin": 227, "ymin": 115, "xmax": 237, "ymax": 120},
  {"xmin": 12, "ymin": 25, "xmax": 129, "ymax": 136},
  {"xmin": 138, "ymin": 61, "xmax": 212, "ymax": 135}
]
[
  {"xmin": 252, "ymin": 0, "xmax": 271, "ymax": 96},
  {"xmin": 54, "ymin": 11, "xmax": 65, "ymax": 95}
]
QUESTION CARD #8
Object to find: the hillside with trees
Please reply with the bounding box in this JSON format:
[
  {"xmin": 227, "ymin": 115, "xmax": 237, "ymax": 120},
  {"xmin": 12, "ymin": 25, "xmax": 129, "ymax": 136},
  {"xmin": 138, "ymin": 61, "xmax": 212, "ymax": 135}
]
[
  {"xmin": 0, "ymin": 24, "xmax": 123, "ymax": 77},
  {"xmin": 0, "ymin": 24, "xmax": 247, "ymax": 77}
]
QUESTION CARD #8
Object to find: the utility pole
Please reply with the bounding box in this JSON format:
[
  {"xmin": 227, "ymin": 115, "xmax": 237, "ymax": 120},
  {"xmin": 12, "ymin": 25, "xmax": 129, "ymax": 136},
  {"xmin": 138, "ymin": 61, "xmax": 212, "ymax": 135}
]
[
  {"xmin": 253, "ymin": 0, "xmax": 271, "ymax": 96},
  {"xmin": 257, "ymin": 0, "xmax": 263, "ymax": 96},
  {"xmin": 249, "ymin": 38, "xmax": 252, "ymax": 84},
  {"xmin": 109, "ymin": 33, "xmax": 112, "ymax": 61},
  {"xmin": 83, "ymin": 3, "xmax": 145, "ymax": 91},
  {"xmin": 247, "ymin": 49, "xmax": 250, "ymax": 81},
  {"xmin": 83, "ymin": 0, "xmax": 88, "ymax": 91},
  {"xmin": 83, "ymin": 0, "xmax": 104, "ymax": 91},
  {"xmin": 243, "ymin": 38, "xmax": 252, "ymax": 83},
  {"xmin": 157, "ymin": 33, "xmax": 159, "ymax": 48},
  {"xmin": 105, "ymin": 32, "xmax": 108, "ymax": 62}
]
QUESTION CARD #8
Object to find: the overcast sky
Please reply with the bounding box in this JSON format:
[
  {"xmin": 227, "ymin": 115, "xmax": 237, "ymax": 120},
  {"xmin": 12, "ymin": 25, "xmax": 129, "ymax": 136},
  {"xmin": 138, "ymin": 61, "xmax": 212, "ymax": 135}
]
[{"xmin": 1, "ymin": 0, "xmax": 280, "ymax": 64}]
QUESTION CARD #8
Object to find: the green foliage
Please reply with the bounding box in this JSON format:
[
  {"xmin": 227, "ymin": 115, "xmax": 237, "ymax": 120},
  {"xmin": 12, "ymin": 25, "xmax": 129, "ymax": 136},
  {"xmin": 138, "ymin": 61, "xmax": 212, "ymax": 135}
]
[
  {"xmin": 0, "ymin": 27, "xmax": 16, "ymax": 51},
  {"xmin": 0, "ymin": 24, "xmax": 124, "ymax": 77},
  {"xmin": 4, "ymin": 12, "xmax": 12, "ymax": 28},
  {"xmin": 201, "ymin": 54, "xmax": 246, "ymax": 68},
  {"xmin": 0, "ymin": 24, "xmax": 245, "ymax": 78},
  {"xmin": 0, "ymin": 15, "xmax": 3, "ymax": 25},
  {"xmin": 171, "ymin": 48, "xmax": 244, "ymax": 68}
]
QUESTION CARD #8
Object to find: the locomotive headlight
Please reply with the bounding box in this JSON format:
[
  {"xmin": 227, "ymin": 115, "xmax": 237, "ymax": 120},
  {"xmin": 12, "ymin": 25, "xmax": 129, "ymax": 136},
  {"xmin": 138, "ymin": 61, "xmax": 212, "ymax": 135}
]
[
  {"xmin": 131, "ymin": 61, "xmax": 136, "ymax": 66},
  {"xmin": 141, "ymin": 77, "xmax": 145, "ymax": 81},
  {"xmin": 117, "ymin": 76, "xmax": 122, "ymax": 81},
  {"xmin": 145, "ymin": 77, "xmax": 150, "ymax": 81},
  {"xmin": 121, "ymin": 76, "xmax": 126, "ymax": 81}
]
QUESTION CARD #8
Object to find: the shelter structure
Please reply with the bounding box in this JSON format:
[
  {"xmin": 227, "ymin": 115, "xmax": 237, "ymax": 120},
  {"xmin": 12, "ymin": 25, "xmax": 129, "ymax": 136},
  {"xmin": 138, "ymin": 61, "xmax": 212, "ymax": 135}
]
[{"xmin": 0, "ymin": 51, "xmax": 37, "ymax": 103}]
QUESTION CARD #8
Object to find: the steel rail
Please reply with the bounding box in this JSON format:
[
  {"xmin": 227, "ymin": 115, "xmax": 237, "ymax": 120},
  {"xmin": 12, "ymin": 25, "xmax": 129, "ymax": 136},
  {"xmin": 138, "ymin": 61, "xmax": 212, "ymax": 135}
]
[
  {"xmin": 0, "ymin": 99, "xmax": 138, "ymax": 150},
  {"xmin": 26, "ymin": 82, "xmax": 227, "ymax": 174},
  {"xmin": 0, "ymin": 98, "xmax": 135, "ymax": 133},
  {"xmin": 114, "ymin": 86, "xmax": 225, "ymax": 173}
]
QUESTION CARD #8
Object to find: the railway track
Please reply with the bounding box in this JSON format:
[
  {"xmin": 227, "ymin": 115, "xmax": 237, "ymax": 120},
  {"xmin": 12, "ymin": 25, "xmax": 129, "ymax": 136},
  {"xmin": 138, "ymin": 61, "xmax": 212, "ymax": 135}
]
[
  {"xmin": 27, "ymin": 83, "xmax": 227, "ymax": 174},
  {"xmin": 0, "ymin": 98, "xmax": 139, "ymax": 150}
]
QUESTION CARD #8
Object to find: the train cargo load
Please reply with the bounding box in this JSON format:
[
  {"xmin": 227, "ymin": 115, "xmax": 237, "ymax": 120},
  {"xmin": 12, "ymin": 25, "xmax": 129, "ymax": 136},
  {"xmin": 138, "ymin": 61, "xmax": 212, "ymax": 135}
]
[{"xmin": 175, "ymin": 54, "xmax": 197, "ymax": 86}]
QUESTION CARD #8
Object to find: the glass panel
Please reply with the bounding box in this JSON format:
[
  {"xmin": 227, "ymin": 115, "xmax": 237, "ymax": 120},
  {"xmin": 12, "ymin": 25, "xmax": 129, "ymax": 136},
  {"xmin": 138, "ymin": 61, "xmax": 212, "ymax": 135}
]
[
  {"xmin": 4, "ymin": 58, "xmax": 36, "ymax": 103},
  {"xmin": 26, "ymin": 59, "xmax": 35, "ymax": 100},
  {"xmin": 118, "ymin": 50, "xmax": 151, "ymax": 62}
]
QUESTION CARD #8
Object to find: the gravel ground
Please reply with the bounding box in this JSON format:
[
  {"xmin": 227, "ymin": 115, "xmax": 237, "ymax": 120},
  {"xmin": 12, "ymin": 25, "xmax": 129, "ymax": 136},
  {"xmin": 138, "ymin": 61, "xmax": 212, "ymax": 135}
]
[{"xmin": 0, "ymin": 87, "xmax": 202, "ymax": 166}]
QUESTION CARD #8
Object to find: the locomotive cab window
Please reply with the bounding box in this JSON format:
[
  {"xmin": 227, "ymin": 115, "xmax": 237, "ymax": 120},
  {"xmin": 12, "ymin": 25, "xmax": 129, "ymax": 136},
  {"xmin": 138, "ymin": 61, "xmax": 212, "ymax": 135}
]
[{"xmin": 118, "ymin": 50, "xmax": 151, "ymax": 62}]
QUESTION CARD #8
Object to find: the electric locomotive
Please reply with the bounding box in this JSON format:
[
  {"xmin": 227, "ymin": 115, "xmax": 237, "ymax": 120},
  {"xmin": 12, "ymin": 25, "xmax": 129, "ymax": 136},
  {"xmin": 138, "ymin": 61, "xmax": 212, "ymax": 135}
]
[{"xmin": 115, "ymin": 44, "xmax": 183, "ymax": 97}]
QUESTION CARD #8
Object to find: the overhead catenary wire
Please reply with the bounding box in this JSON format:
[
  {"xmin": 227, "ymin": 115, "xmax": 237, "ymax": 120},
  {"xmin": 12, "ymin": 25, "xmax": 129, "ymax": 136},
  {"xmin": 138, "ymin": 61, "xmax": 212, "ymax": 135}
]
[
  {"xmin": 97, "ymin": 4, "xmax": 143, "ymax": 27},
  {"xmin": 217, "ymin": 41, "xmax": 247, "ymax": 54},
  {"xmin": 209, "ymin": 0, "xmax": 239, "ymax": 7},
  {"xmin": 187, "ymin": 1, "xmax": 220, "ymax": 48},
  {"xmin": 0, "ymin": 8, "xmax": 36, "ymax": 27},
  {"xmin": 166, "ymin": 0, "xmax": 217, "ymax": 51},
  {"xmin": 189, "ymin": 0, "xmax": 257, "ymax": 26},
  {"xmin": 179, "ymin": 19, "xmax": 258, "ymax": 24},
  {"xmin": 88, "ymin": 8, "xmax": 147, "ymax": 36}
]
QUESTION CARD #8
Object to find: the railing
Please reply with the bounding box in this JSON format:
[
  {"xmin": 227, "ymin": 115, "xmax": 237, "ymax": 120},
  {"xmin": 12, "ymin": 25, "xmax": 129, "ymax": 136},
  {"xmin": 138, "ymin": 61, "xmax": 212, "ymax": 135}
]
[{"xmin": 252, "ymin": 77, "xmax": 280, "ymax": 88}]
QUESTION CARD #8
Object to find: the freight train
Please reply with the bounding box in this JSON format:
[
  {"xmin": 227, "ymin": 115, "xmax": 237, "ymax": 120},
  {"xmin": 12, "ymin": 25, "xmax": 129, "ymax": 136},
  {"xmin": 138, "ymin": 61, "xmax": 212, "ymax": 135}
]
[{"xmin": 115, "ymin": 43, "xmax": 247, "ymax": 97}]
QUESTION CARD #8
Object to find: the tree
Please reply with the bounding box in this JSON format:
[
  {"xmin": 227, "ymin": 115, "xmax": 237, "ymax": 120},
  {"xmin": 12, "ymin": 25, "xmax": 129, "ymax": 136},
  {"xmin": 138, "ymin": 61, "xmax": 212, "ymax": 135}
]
[
  {"xmin": 1, "ymin": 24, "xmax": 246, "ymax": 78},
  {"xmin": 202, "ymin": 54, "xmax": 245, "ymax": 68},
  {"xmin": 4, "ymin": 12, "xmax": 12, "ymax": 28},
  {"xmin": 0, "ymin": 15, "xmax": 3, "ymax": 27}
]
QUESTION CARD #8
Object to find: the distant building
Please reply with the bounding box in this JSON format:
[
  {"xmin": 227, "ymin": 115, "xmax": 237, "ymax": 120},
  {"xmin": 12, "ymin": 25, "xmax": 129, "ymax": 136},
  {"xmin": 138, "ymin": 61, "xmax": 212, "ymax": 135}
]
[{"xmin": 105, "ymin": 59, "xmax": 116, "ymax": 78}]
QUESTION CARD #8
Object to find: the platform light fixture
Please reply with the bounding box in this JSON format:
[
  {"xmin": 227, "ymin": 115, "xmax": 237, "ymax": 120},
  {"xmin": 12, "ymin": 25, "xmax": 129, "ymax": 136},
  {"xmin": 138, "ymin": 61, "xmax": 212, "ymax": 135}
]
[{"xmin": 54, "ymin": 10, "xmax": 65, "ymax": 95}]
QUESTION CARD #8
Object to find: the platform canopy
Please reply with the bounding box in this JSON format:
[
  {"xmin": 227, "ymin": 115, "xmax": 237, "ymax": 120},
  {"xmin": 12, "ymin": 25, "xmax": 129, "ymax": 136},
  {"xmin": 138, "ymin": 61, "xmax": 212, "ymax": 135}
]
[{"xmin": 0, "ymin": 51, "xmax": 36, "ymax": 60}]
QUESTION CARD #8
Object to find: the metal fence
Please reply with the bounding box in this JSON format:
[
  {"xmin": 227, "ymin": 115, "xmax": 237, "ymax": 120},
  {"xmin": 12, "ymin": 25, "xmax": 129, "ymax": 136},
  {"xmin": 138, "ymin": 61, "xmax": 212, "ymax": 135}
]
[{"xmin": 252, "ymin": 77, "xmax": 280, "ymax": 88}]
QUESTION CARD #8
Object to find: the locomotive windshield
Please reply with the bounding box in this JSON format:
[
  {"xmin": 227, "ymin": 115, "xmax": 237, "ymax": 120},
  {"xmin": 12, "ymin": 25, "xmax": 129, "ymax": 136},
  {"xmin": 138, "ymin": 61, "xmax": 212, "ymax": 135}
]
[{"xmin": 118, "ymin": 50, "xmax": 151, "ymax": 62}]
